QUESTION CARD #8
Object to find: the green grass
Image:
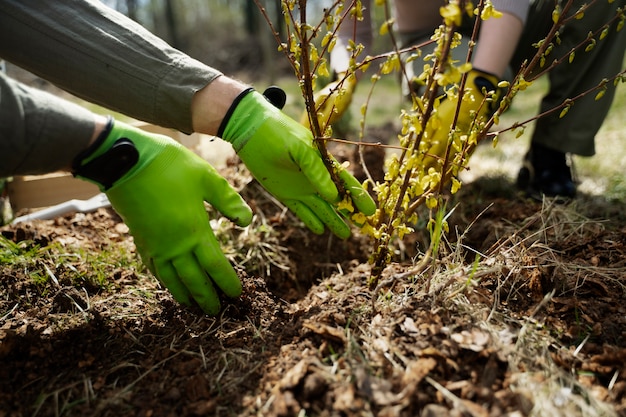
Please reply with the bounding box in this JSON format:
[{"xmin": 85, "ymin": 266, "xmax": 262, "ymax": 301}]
[
  {"xmin": 473, "ymin": 75, "xmax": 626, "ymax": 198},
  {"xmin": 0, "ymin": 233, "xmax": 141, "ymax": 295}
]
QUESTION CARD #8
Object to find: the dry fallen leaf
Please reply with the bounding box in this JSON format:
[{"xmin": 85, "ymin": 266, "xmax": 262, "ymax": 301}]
[
  {"xmin": 302, "ymin": 319, "xmax": 347, "ymax": 343},
  {"xmin": 451, "ymin": 328, "xmax": 491, "ymax": 352}
]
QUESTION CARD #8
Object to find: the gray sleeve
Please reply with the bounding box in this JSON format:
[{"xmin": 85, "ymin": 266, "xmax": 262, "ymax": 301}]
[
  {"xmin": 0, "ymin": 72, "xmax": 95, "ymax": 176},
  {"xmin": 0, "ymin": 0, "xmax": 222, "ymax": 134},
  {"xmin": 492, "ymin": 0, "xmax": 530, "ymax": 25}
]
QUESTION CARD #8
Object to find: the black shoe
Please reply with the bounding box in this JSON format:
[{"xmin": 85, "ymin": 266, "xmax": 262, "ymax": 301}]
[{"xmin": 516, "ymin": 144, "xmax": 577, "ymax": 201}]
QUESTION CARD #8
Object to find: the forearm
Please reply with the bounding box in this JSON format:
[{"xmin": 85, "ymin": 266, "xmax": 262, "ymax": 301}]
[
  {"xmin": 0, "ymin": 73, "xmax": 101, "ymax": 177},
  {"xmin": 473, "ymin": 11, "xmax": 525, "ymax": 78},
  {"xmin": 0, "ymin": 0, "xmax": 221, "ymax": 134},
  {"xmin": 0, "ymin": 70, "xmax": 248, "ymax": 176},
  {"xmin": 191, "ymin": 76, "xmax": 249, "ymax": 136},
  {"xmin": 492, "ymin": 0, "xmax": 530, "ymax": 25}
]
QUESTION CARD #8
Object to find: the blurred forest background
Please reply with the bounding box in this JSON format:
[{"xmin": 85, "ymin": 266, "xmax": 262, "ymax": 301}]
[
  {"xmin": 100, "ymin": 0, "xmax": 391, "ymax": 83},
  {"xmin": 103, "ymin": 0, "xmax": 292, "ymax": 80}
]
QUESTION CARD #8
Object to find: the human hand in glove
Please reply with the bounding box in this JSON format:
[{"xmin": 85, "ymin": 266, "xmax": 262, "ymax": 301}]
[
  {"xmin": 73, "ymin": 118, "xmax": 253, "ymax": 315},
  {"xmin": 422, "ymin": 69, "xmax": 500, "ymax": 176},
  {"xmin": 219, "ymin": 88, "xmax": 376, "ymax": 240},
  {"xmin": 300, "ymin": 73, "xmax": 357, "ymax": 133}
]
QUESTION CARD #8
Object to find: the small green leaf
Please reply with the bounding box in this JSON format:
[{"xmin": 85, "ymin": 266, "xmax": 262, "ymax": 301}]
[
  {"xmin": 552, "ymin": 5, "xmax": 561, "ymax": 23},
  {"xmin": 585, "ymin": 39, "xmax": 596, "ymax": 52}
]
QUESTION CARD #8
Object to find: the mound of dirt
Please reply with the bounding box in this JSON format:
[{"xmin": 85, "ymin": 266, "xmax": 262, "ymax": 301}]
[{"xmin": 2, "ymin": 169, "xmax": 626, "ymax": 416}]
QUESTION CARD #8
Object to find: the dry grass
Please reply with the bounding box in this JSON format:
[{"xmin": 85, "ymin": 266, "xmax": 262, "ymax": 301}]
[
  {"xmin": 263, "ymin": 49, "xmax": 626, "ymax": 414},
  {"xmin": 459, "ymin": 203, "xmax": 621, "ymax": 416}
]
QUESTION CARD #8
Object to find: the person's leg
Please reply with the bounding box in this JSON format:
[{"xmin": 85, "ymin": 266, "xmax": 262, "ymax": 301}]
[
  {"xmin": 532, "ymin": 1, "xmax": 625, "ymax": 156},
  {"xmin": 515, "ymin": 0, "xmax": 626, "ymax": 198},
  {"xmin": 392, "ymin": 0, "xmax": 448, "ymax": 96}
]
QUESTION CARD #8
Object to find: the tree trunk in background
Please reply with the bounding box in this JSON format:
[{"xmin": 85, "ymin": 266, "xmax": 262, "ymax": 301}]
[
  {"xmin": 245, "ymin": 0, "xmax": 260, "ymax": 35},
  {"xmin": 163, "ymin": 0, "xmax": 182, "ymax": 50},
  {"xmin": 245, "ymin": 0, "xmax": 285, "ymax": 83},
  {"xmin": 273, "ymin": 0, "xmax": 284, "ymax": 39},
  {"xmin": 125, "ymin": 0, "xmax": 139, "ymax": 22}
]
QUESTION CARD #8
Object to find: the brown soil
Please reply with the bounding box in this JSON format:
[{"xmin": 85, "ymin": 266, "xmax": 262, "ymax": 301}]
[{"xmin": 2, "ymin": 155, "xmax": 626, "ymax": 417}]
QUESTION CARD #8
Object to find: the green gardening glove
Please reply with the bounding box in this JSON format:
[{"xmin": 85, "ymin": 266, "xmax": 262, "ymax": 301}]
[
  {"xmin": 73, "ymin": 118, "xmax": 253, "ymax": 315},
  {"xmin": 219, "ymin": 88, "xmax": 376, "ymax": 240}
]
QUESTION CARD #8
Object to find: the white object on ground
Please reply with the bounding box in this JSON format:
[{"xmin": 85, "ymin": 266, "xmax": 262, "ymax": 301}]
[{"xmin": 11, "ymin": 193, "xmax": 111, "ymax": 224}]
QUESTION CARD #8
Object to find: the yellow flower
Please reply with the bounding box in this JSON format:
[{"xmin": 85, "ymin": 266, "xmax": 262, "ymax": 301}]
[
  {"xmin": 552, "ymin": 5, "xmax": 561, "ymax": 23},
  {"xmin": 351, "ymin": 212, "xmax": 368, "ymax": 226},
  {"xmin": 600, "ymin": 26, "xmax": 609, "ymax": 40},
  {"xmin": 480, "ymin": 2, "xmax": 502, "ymax": 20},
  {"xmin": 451, "ymin": 178, "xmax": 462, "ymax": 194},
  {"xmin": 440, "ymin": 4, "xmax": 462, "ymax": 27},
  {"xmin": 381, "ymin": 54, "xmax": 401, "ymax": 74},
  {"xmin": 515, "ymin": 76, "xmax": 533, "ymax": 91},
  {"xmin": 464, "ymin": 1, "xmax": 475, "ymax": 17},
  {"xmin": 379, "ymin": 19, "xmax": 393, "ymax": 36},
  {"xmin": 359, "ymin": 221, "xmax": 377, "ymax": 238},
  {"xmin": 459, "ymin": 62, "xmax": 473, "ymax": 74},
  {"xmin": 321, "ymin": 32, "xmax": 333, "ymax": 48},
  {"xmin": 337, "ymin": 197, "xmax": 354, "ymax": 214},
  {"xmin": 318, "ymin": 60, "xmax": 329, "ymax": 77},
  {"xmin": 396, "ymin": 224, "xmax": 415, "ymax": 239},
  {"xmin": 426, "ymin": 196, "xmax": 438, "ymax": 209}
]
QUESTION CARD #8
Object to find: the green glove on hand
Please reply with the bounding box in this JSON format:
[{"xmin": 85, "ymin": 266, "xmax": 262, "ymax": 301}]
[
  {"xmin": 219, "ymin": 88, "xmax": 376, "ymax": 240},
  {"xmin": 300, "ymin": 74, "xmax": 357, "ymax": 133},
  {"xmin": 73, "ymin": 118, "xmax": 252, "ymax": 315},
  {"xmin": 423, "ymin": 69, "xmax": 500, "ymax": 175}
]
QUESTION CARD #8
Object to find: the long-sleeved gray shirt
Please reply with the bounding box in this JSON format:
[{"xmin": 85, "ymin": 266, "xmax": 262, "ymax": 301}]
[{"xmin": 0, "ymin": 0, "xmax": 221, "ymax": 176}]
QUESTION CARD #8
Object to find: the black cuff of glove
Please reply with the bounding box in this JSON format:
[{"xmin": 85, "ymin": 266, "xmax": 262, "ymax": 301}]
[
  {"xmin": 216, "ymin": 86, "xmax": 287, "ymax": 138},
  {"xmin": 71, "ymin": 117, "xmax": 139, "ymax": 190},
  {"xmin": 71, "ymin": 116, "xmax": 115, "ymax": 172},
  {"xmin": 472, "ymin": 69, "xmax": 499, "ymax": 93},
  {"xmin": 263, "ymin": 86, "xmax": 287, "ymax": 110},
  {"xmin": 216, "ymin": 87, "xmax": 254, "ymax": 138}
]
